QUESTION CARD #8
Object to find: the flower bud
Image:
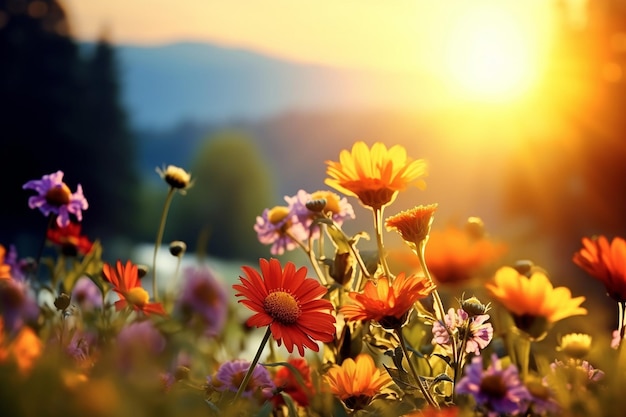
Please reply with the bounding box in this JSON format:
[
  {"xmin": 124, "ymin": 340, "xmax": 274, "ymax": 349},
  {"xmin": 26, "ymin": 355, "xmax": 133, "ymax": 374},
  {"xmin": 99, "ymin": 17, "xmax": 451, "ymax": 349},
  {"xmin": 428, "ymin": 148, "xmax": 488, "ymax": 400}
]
[{"xmin": 169, "ymin": 241, "xmax": 187, "ymax": 257}]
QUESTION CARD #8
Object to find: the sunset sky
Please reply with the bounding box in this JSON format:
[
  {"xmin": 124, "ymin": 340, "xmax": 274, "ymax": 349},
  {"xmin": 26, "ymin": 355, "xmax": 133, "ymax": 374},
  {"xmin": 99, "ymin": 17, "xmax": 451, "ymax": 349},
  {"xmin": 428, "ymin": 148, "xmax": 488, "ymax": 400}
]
[{"xmin": 61, "ymin": 0, "xmax": 557, "ymax": 89}]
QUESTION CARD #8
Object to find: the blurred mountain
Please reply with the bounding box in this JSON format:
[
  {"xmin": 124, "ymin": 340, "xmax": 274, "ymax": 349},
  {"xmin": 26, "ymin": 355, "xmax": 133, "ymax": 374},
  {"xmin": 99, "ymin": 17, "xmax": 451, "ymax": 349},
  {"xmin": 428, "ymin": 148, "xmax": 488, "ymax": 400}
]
[{"xmin": 82, "ymin": 41, "xmax": 444, "ymax": 130}]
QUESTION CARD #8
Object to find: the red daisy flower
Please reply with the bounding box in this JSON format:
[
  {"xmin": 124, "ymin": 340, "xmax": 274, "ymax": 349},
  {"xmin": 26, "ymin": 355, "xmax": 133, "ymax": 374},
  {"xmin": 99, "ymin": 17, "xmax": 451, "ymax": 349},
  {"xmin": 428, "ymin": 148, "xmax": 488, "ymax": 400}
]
[
  {"xmin": 272, "ymin": 357, "xmax": 314, "ymax": 407},
  {"xmin": 47, "ymin": 222, "xmax": 94, "ymax": 256},
  {"xmin": 102, "ymin": 260, "xmax": 166, "ymax": 316},
  {"xmin": 233, "ymin": 258, "xmax": 336, "ymax": 356}
]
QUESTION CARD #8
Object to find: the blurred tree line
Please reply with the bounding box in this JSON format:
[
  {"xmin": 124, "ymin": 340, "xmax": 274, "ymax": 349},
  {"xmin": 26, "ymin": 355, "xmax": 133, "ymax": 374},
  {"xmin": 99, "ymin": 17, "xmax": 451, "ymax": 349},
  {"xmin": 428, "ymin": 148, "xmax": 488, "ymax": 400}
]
[
  {"xmin": 0, "ymin": 0, "xmax": 138, "ymax": 259},
  {"xmin": 0, "ymin": 0, "xmax": 275, "ymax": 262}
]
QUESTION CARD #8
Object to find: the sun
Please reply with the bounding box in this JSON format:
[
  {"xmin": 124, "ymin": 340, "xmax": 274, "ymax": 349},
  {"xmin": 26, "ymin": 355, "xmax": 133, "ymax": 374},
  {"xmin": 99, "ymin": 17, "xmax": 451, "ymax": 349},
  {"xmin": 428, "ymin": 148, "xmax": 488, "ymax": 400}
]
[{"xmin": 441, "ymin": 4, "xmax": 544, "ymax": 103}]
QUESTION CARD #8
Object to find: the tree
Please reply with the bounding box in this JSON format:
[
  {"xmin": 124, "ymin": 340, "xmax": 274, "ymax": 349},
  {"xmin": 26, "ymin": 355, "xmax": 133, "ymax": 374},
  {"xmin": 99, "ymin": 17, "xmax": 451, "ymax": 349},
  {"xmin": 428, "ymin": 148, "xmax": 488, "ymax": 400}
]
[{"xmin": 169, "ymin": 131, "xmax": 276, "ymax": 261}]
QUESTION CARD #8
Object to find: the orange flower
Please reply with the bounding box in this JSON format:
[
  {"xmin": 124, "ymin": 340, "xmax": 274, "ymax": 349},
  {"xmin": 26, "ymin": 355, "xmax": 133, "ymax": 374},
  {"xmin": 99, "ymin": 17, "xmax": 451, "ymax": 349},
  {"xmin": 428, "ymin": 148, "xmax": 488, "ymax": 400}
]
[
  {"xmin": 0, "ymin": 318, "xmax": 42, "ymax": 374},
  {"xmin": 0, "ymin": 245, "xmax": 11, "ymax": 280},
  {"xmin": 325, "ymin": 141, "xmax": 427, "ymax": 210},
  {"xmin": 385, "ymin": 204, "xmax": 438, "ymax": 251},
  {"xmin": 340, "ymin": 272, "xmax": 435, "ymax": 329},
  {"xmin": 102, "ymin": 260, "xmax": 166, "ymax": 316},
  {"xmin": 486, "ymin": 266, "xmax": 587, "ymax": 339},
  {"xmin": 233, "ymin": 258, "xmax": 336, "ymax": 356},
  {"xmin": 573, "ymin": 235, "xmax": 626, "ymax": 302},
  {"xmin": 390, "ymin": 225, "xmax": 507, "ymax": 286},
  {"xmin": 324, "ymin": 353, "xmax": 391, "ymax": 410}
]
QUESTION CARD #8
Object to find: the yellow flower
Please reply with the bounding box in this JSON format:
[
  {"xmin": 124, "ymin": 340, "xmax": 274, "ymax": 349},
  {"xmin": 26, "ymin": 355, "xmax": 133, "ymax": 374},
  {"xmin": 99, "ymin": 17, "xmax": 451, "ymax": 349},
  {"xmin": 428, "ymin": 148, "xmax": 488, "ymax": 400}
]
[
  {"xmin": 558, "ymin": 333, "xmax": 592, "ymax": 359},
  {"xmin": 324, "ymin": 353, "xmax": 392, "ymax": 410},
  {"xmin": 325, "ymin": 141, "xmax": 427, "ymax": 210},
  {"xmin": 0, "ymin": 319, "xmax": 42, "ymax": 375},
  {"xmin": 486, "ymin": 266, "xmax": 587, "ymax": 339},
  {"xmin": 385, "ymin": 204, "xmax": 438, "ymax": 251}
]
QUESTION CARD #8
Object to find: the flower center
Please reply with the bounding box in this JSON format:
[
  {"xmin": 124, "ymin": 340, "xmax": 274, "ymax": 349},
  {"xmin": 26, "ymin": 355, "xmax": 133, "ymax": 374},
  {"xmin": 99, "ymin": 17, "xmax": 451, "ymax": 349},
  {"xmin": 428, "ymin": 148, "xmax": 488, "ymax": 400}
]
[
  {"xmin": 479, "ymin": 374, "xmax": 508, "ymax": 399},
  {"xmin": 45, "ymin": 184, "xmax": 71, "ymax": 206},
  {"xmin": 268, "ymin": 206, "xmax": 290, "ymax": 224},
  {"xmin": 263, "ymin": 290, "xmax": 301, "ymax": 324},
  {"xmin": 125, "ymin": 287, "xmax": 150, "ymax": 307},
  {"xmin": 311, "ymin": 191, "xmax": 340, "ymax": 214}
]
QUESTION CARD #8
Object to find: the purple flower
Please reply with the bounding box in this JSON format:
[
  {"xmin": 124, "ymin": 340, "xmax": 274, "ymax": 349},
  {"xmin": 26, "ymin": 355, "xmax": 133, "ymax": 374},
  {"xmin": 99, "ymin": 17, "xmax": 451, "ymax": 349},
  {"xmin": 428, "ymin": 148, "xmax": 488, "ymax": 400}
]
[
  {"xmin": 432, "ymin": 308, "xmax": 493, "ymax": 355},
  {"xmin": 0, "ymin": 279, "xmax": 39, "ymax": 333},
  {"xmin": 254, "ymin": 204, "xmax": 307, "ymax": 255},
  {"xmin": 71, "ymin": 276, "xmax": 103, "ymax": 311},
  {"xmin": 175, "ymin": 266, "xmax": 228, "ymax": 337},
  {"xmin": 210, "ymin": 359, "xmax": 274, "ymax": 399},
  {"xmin": 22, "ymin": 170, "xmax": 88, "ymax": 227},
  {"xmin": 287, "ymin": 189, "xmax": 355, "ymax": 240},
  {"xmin": 549, "ymin": 359, "xmax": 605, "ymax": 387},
  {"xmin": 116, "ymin": 320, "xmax": 166, "ymax": 371},
  {"xmin": 456, "ymin": 354, "xmax": 531, "ymax": 416},
  {"xmin": 525, "ymin": 378, "xmax": 560, "ymax": 415}
]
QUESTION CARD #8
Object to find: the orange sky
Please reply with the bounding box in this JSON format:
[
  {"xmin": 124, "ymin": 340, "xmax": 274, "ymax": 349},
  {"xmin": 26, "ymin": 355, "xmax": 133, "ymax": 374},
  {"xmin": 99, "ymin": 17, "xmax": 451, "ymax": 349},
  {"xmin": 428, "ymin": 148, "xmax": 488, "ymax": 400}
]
[{"xmin": 60, "ymin": 0, "xmax": 556, "ymax": 75}]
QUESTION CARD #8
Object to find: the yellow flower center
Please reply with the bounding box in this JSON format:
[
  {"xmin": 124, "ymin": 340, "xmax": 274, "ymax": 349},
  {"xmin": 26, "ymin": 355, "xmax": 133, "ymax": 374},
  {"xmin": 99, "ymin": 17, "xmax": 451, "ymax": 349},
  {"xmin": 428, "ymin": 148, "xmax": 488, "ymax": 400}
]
[
  {"xmin": 45, "ymin": 184, "xmax": 71, "ymax": 206},
  {"xmin": 268, "ymin": 206, "xmax": 290, "ymax": 224},
  {"xmin": 263, "ymin": 290, "xmax": 301, "ymax": 324},
  {"xmin": 125, "ymin": 287, "xmax": 150, "ymax": 307}
]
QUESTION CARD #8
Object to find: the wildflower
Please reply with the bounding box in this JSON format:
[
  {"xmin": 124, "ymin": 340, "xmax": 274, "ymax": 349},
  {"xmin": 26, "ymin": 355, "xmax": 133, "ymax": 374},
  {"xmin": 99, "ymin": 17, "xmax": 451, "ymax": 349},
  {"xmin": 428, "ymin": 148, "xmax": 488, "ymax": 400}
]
[
  {"xmin": 558, "ymin": 333, "xmax": 592, "ymax": 359},
  {"xmin": 210, "ymin": 359, "xmax": 274, "ymax": 399},
  {"xmin": 233, "ymin": 258, "xmax": 336, "ymax": 356},
  {"xmin": 116, "ymin": 320, "xmax": 167, "ymax": 372},
  {"xmin": 428, "ymin": 225, "xmax": 507, "ymax": 285},
  {"xmin": 0, "ymin": 278, "xmax": 39, "ymax": 333},
  {"xmin": 323, "ymin": 353, "xmax": 392, "ymax": 410},
  {"xmin": 0, "ymin": 245, "xmax": 11, "ymax": 279},
  {"xmin": 102, "ymin": 260, "xmax": 166, "ymax": 316},
  {"xmin": 456, "ymin": 354, "xmax": 531, "ymax": 416},
  {"xmin": 22, "ymin": 170, "xmax": 88, "ymax": 227},
  {"xmin": 525, "ymin": 377, "xmax": 560, "ymax": 415},
  {"xmin": 485, "ymin": 266, "xmax": 587, "ymax": 339},
  {"xmin": 3, "ymin": 246, "xmax": 32, "ymax": 282},
  {"xmin": 385, "ymin": 204, "xmax": 438, "ymax": 251},
  {"xmin": 548, "ymin": 359, "xmax": 605, "ymax": 391},
  {"xmin": 254, "ymin": 205, "xmax": 306, "ymax": 255},
  {"xmin": 272, "ymin": 357, "xmax": 314, "ymax": 407},
  {"xmin": 341, "ymin": 272, "xmax": 435, "ymax": 329},
  {"xmin": 156, "ymin": 164, "xmax": 192, "ymax": 192},
  {"xmin": 573, "ymin": 235, "xmax": 626, "ymax": 302},
  {"xmin": 325, "ymin": 141, "xmax": 427, "ymax": 210},
  {"xmin": 71, "ymin": 276, "xmax": 103, "ymax": 311},
  {"xmin": 175, "ymin": 266, "xmax": 228, "ymax": 338},
  {"xmin": 288, "ymin": 189, "xmax": 355, "ymax": 240},
  {"xmin": 46, "ymin": 222, "xmax": 94, "ymax": 256},
  {"xmin": 432, "ymin": 308, "xmax": 493, "ymax": 355},
  {"xmin": 0, "ymin": 318, "xmax": 42, "ymax": 375}
]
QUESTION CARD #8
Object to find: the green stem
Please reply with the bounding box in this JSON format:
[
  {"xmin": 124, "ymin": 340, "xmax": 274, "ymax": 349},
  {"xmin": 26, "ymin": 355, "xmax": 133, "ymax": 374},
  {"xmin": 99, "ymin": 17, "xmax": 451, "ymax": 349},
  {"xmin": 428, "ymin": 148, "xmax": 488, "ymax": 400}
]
[
  {"xmin": 515, "ymin": 333, "xmax": 532, "ymax": 381},
  {"xmin": 152, "ymin": 187, "xmax": 176, "ymax": 302},
  {"xmin": 395, "ymin": 327, "xmax": 439, "ymax": 409},
  {"xmin": 373, "ymin": 207, "xmax": 392, "ymax": 278},
  {"xmin": 416, "ymin": 240, "xmax": 446, "ymax": 322},
  {"xmin": 287, "ymin": 230, "xmax": 328, "ymax": 286},
  {"xmin": 233, "ymin": 327, "xmax": 272, "ymax": 403}
]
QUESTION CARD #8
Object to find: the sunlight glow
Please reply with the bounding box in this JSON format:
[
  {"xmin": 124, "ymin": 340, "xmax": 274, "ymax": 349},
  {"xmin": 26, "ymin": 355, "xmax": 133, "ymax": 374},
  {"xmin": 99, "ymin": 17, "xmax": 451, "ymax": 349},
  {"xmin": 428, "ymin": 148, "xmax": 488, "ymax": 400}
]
[{"xmin": 441, "ymin": 4, "xmax": 543, "ymax": 102}]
